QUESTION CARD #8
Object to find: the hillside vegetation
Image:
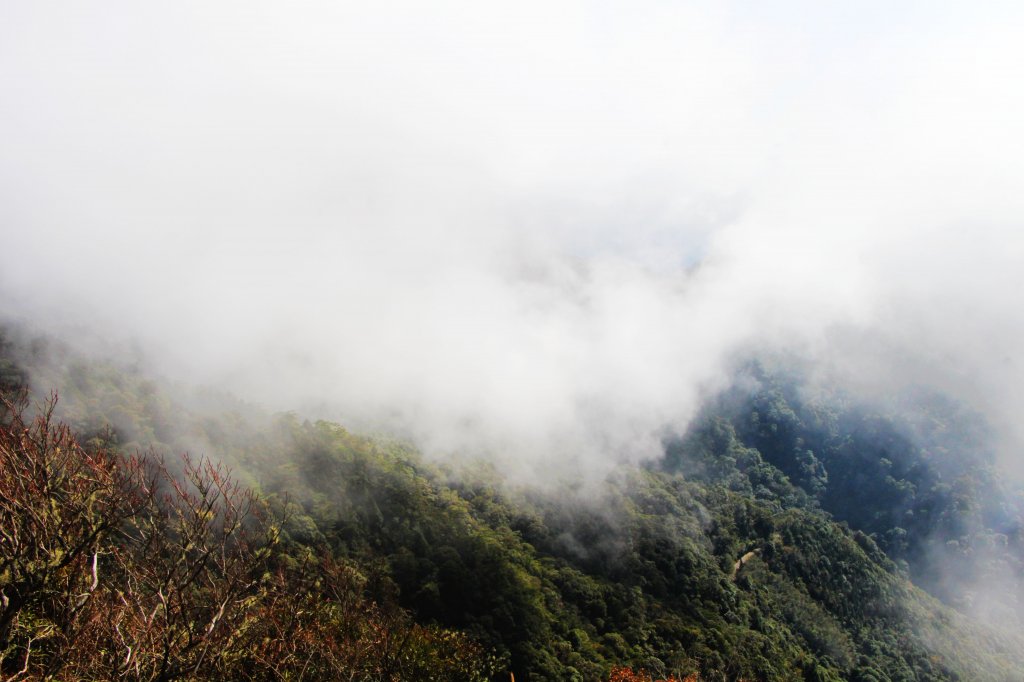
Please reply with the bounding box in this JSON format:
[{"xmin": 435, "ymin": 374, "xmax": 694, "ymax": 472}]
[{"xmin": 2, "ymin": 329, "xmax": 1023, "ymax": 680}]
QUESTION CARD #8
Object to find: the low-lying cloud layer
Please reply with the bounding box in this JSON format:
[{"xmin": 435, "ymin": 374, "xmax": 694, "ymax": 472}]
[{"xmin": 3, "ymin": 1, "xmax": 1024, "ymax": 480}]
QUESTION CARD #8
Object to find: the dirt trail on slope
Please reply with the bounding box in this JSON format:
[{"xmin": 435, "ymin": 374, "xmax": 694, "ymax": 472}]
[{"xmin": 731, "ymin": 550, "xmax": 759, "ymax": 580}]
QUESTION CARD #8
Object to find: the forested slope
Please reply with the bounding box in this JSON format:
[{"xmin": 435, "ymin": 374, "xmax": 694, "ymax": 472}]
[
  {"xmin": 3, "ymin": 328, "xmax": 1023, "ymax": 681},
  {"xmin": 694, "ymin": 364, "xmax": 1024, "ymax": 622}
]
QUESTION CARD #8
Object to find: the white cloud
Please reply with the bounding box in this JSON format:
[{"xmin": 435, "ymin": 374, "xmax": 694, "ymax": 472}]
[{"xmin": 3, "ymin": 1, "xmax": 1024, "ymax": 478}]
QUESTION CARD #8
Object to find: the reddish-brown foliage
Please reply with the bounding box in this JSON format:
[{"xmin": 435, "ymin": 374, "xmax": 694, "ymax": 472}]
[
  {"xmin": 0, "ymin": 391, "xmax": 148, "ymax": 677},
  {"xmin": 608, "ymin": 666, "xmax": 697, "ymax": 682},
  {"xmin": 0, "ymin": 392, "xmax": 500, "ymax": 680}
]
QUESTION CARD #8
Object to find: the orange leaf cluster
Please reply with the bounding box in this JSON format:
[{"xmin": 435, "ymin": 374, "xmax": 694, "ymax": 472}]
[{"xmin": 608, "ymin": 665, "xmax": 699, "ymax": 682}]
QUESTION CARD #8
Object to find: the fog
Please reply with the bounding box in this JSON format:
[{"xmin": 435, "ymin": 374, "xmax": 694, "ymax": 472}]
[{"xmin": 2, "ymin": 1, "xmax": 1024, "ymax": 482}]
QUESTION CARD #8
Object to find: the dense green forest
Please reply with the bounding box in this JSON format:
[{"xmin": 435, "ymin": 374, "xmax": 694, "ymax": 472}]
[{"xmin": 3, "ymin": 327, "xmax": 1024, "ymax": 680}]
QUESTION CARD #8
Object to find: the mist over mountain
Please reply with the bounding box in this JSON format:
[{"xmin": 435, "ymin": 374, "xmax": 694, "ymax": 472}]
[
  {"xmin": 3, "ymin": 3, "xmax": 1024, "ymax": 679},
  {"xmin": 4, "ymin": 1, "xmax": 1024, "ymax": 483},
  {"xmin": 5, "ymin": 325, "xmax": 1024, "ymax": 680}
]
